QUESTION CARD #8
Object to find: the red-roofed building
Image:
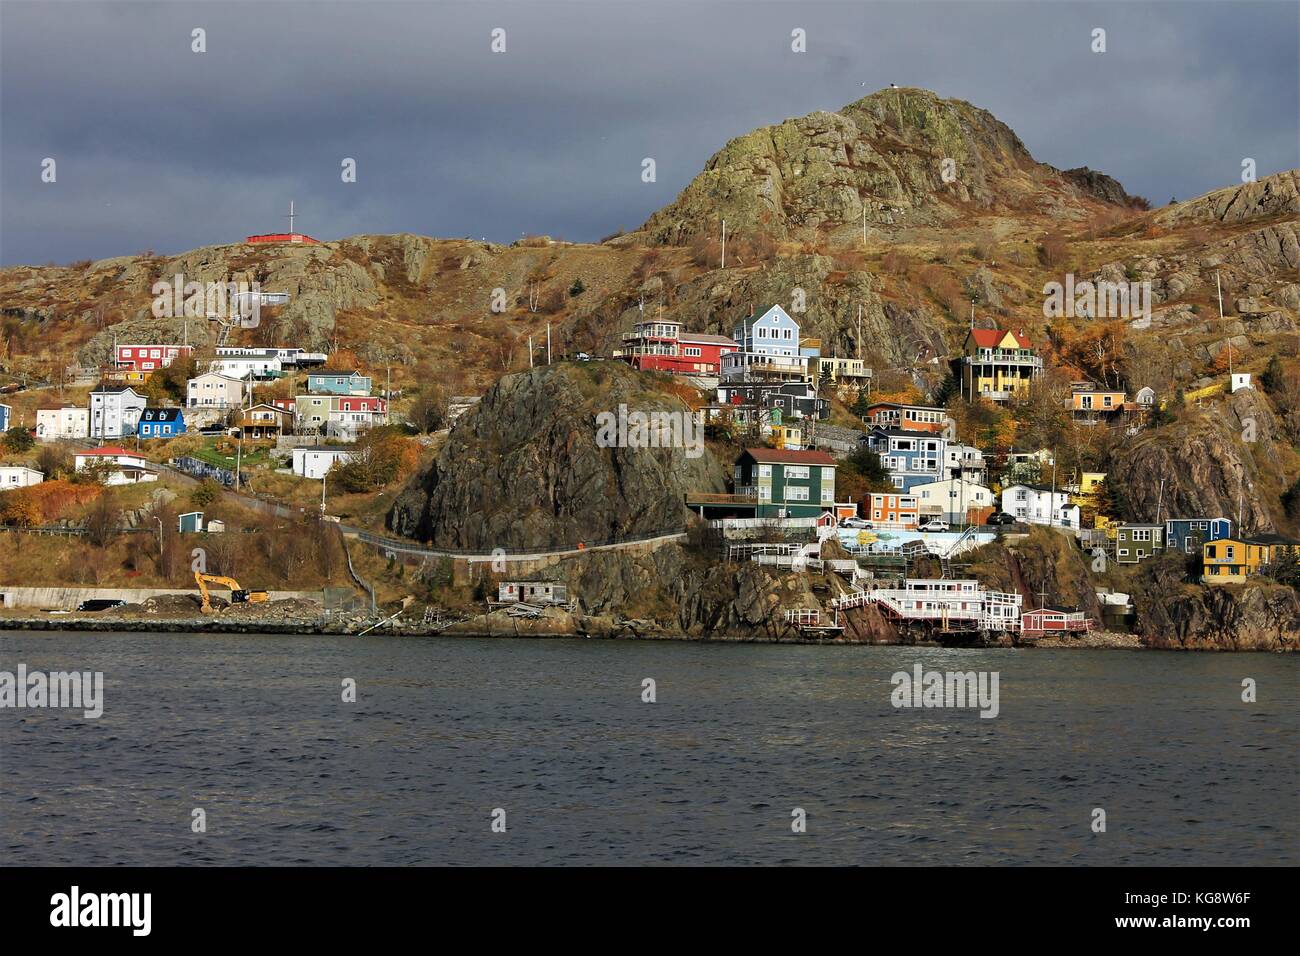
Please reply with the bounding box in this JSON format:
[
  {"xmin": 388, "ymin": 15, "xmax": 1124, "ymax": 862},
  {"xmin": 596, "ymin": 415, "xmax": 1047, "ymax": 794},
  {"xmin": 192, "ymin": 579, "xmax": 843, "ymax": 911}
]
[
  {"xmin": 962, "ymin": 326, "xmax": 1042, "ymax": 403},
  {"xmin": 245, "ymin": 233, "xmax": 320, "ymax": 245},
  {"xmin": 614, "ymin": 318, "xmax": 738, "ymax": 376}
]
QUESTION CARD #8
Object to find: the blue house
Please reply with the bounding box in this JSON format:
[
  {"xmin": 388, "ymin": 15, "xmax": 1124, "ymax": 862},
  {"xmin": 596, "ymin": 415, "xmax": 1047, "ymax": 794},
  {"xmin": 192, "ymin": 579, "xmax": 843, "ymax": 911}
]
[
  {"xmin": 307, "ymin": 370, "xmax": 371, "ymax": 396},
  {"xmin": 1165, "ymin": 517, "xmax": 1233, "ymax": 554},
  {"xmin": 137, "ymin": 406, "xmax": 185, "ymax": 439},
  {"xmin": 0, "ymin": 403, "xmax": 10, "ymax": 432},
  {"xmin": 863, "ymin": 427, "xmax": 947, "ymax": 491}
]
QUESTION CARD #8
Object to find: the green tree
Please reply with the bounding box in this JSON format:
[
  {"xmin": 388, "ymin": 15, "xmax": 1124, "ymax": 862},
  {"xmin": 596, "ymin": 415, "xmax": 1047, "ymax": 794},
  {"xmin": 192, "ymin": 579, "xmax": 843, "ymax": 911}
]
[{"xmin": 3, "ymin": 426, "xmax": 34, "ymax": 453}]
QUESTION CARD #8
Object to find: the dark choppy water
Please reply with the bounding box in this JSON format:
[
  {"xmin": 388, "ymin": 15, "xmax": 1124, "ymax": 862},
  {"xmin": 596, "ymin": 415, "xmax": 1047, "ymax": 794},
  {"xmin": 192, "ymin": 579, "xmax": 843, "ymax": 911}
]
[{"xmin": 1, "ymin": 631, "xmax": 1296, "ymax": 865}]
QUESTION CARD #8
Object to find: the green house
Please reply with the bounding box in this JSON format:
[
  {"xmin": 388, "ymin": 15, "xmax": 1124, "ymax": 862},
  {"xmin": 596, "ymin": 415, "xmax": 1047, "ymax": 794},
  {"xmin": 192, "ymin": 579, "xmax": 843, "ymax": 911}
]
[
  {"xmin": 734, "ymin": 448, "xmax": 837, "ymax": 518},
  {"xmin": 1116, "ymin": 524, "xmax": 1165, "ymax": 563}
]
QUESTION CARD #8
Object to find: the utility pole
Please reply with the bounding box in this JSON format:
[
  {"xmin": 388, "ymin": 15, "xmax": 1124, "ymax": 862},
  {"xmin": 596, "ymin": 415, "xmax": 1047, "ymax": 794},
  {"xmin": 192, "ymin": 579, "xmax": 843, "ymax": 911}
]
[
  {"xmin": 321, "ymin": 471, "xmax": 327, "ymax": 517},
  {"xmin": 1155, "ymin": 477, "xmax": 1165, "ymax": 527},
  {"xmin": 528, "ymin": 334, "xmax": 534, "ymax": 369},
  {"xmin": 1050, "ymin": 450, "xmax": 1058, "ymax": 528},
  {"xmin": 1216, "ymin": 270, "xmax": 1231, "ymax": 378},
  {"xmin": 287, "ymin": 200, "xmax": 295, "ymax": 235},
  {"xmin": 856, "ymin": 304, "xmax": 862, "ymax": 360}
]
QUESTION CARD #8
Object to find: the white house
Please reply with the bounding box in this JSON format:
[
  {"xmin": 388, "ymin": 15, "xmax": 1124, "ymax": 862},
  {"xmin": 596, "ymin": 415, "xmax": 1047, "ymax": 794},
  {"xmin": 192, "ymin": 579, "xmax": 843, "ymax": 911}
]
[
  {"xmin": 74, "ymin": 447, "xmax": 157, "ymax": 486},
  {"xmin": 911, "ymin": 478, "xmax": 996, "ymax": 524},
  {"xmin": 1001, "ymin": 484, "xmax": 1082, "ymax": 529},
  {"xmin": 35, "ymin": 406, "xmax": 90, "ymax": 441},
  {"xmin": 89, "ymin": 385, "xmax": 147, "ymax": 439},
  {"xmin": 944, "ymin": 443, "xmax": 987, "ymax": 484},
  {"xmin": 721, "ymin": 305, "xmax": 813, "ymax": 382},
  {"xmin": 0, "ymin": 466, "xmax": 44, "ymax": 488},
  {"xmin": 292, "ymin": 445, "xmax": 356, "ymax": 480},
  {"xmin": 187, "ymin": 372, "xmax": 249, "ymax": 409},
  {"xmin": 210, "ymin": 356, "xmax": 284, "ymax": 380}
]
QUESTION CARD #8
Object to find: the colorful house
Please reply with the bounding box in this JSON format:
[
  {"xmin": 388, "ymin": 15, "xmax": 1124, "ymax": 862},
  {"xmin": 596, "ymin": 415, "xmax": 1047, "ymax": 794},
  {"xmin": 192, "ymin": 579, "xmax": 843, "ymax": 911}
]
[
  {"xmin": 73, "ymin": 447, "xmax": 157, "ymax": 486},
  {"xmin": 306, "ymin": 370, "xmax": 372, "ymax": 396},
  {"xmin": 0, "ymin": 403, "xmax": 9, "ymax": 432},
  {"xmin": 115, "ymin": 344, "xmax": 193, "ymax": 373},
  {"xmin": 1165, "ymin": 518, "xmax": 1233, "ymax": 555},
  {"xmin": 733, "ymin": 447, "xmax": 837, "ymax": 518},
  {"xmin": 137, "ymin": 407, "xmax": 185, "ymax": 439},
  {"xmin": 1071, "ymin": 385, "xmax": 1128, "ymax": 423},
  {"xmin": 1115, "ymin": 524, "xmax": 1166, "ymax": 563},
  {"xmin": 1202, "ymin": 535, "xmax": 1300, "ymax": 584},
  {"xmin": 864, "ymin": 492, "xmax": 920, "ymax": 528},
  {"xmin": 614, "ymin": 318, "xmax": 738, "ymax": 376},
  {"xmin": 721, "ymin": 305, "xmax": 814, "ymax": 383},
  {"xmin": 291, "ymin": 445, "xmax": 356, "ymax": 480},
  {"xmin": 237, "ymin": 403, "xmax": 295, "ymax": 440},
  {"xmin": 861, "ymin": 402, "xmax": 949, "ymax": 434},
  {"xmin": 716, "ymin": 380, "xmax": 828, "ymax": 420},
  {"xmin": 863, "ymin": 428, "xmax": 947, "ymax": 491},
  {"xmin": 962, "ymin": 327, "xmax": 1042, "ymax": 403}
]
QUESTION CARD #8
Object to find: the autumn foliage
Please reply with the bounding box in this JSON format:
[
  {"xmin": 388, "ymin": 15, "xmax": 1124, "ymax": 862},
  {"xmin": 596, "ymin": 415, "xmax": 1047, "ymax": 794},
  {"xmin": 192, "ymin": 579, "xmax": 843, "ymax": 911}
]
[{"xmin": 0, "ymin": 480, "xmax": 102, "ymax": 527}]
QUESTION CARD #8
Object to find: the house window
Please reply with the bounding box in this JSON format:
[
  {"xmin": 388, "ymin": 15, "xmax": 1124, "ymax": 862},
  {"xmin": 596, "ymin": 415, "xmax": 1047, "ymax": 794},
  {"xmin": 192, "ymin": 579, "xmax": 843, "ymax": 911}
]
[
  {"xmin": 786, "ymin": 466, "xmax": 809, "ymax": 479},
  {"xmin": 786, "ymin": 487, "xmax": 809, "ymax": 501}
]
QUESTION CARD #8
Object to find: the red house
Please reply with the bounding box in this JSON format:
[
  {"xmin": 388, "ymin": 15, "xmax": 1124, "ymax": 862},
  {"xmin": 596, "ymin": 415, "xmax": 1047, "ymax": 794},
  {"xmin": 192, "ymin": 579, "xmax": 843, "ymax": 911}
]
[
  {"xmin": 615, "ymin": 319, "xmax": 737, "ymax": 376},
  {"xmin": 1020, "ymin": 607, "xmax": 1093, "ymax": 636},
  {"xmin": 116, "ymin": 344, "xmax": 193, "ymax": 373}
]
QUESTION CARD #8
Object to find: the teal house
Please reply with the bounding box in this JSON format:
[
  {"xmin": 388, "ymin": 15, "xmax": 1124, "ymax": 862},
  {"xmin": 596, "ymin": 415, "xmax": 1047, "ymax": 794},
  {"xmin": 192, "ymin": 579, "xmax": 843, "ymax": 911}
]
[
  {"xmin": 307, "ymin": 370, "xmax": 372, "ymax": 396},
  {"xmin": 734, "ymin": 447, "xmax": 837, "ymax": 518}
]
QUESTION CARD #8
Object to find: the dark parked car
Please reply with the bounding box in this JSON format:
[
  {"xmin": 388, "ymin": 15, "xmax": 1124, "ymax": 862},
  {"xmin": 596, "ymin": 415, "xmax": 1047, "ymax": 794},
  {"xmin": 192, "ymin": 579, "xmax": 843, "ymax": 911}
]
[
  {"xmin": 76, "ymin": 599, "xmax": 127, "ymax": 612},
  {"xmin": 987, "ymin": 512, "xmax": 1018, "ymax": 527}
]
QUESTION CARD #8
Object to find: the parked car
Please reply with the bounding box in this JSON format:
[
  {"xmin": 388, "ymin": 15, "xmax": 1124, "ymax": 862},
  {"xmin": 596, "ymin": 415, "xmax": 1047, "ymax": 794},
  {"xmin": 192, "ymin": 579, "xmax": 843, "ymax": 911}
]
[
  {"xmin": 841, "ymin": 517, "xmax": 870, "ymax": 529},
  {"xmin": 918, "ymin": 520, "xmax": 950, "ymax": 532},
  {"xmin": 987, "ymin": 512, "xmax": 1018, "ymax": 526},
  {"xmin": 76, "ymin": 599, "xmax": 126, "ymax": 612}
]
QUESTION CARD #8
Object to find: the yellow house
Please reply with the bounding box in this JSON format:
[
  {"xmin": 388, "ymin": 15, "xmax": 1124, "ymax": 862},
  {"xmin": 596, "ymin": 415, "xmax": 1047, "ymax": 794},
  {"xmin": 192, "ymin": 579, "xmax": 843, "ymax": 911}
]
[
  {"xmin": 1202, "ymin": 535, "xmax": 1300, "ymax": 584},
  {"xmin": 771, "ymin": 424, "xmax": 803, "ymax": 450},
  {"xmin": 962, "ymin": 328, "xmax": 1043, "ymax": 403}
]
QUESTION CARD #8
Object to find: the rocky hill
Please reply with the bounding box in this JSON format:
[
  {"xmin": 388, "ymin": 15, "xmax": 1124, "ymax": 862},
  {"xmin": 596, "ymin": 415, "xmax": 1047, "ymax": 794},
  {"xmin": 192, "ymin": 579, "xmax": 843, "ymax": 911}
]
[
  {"xmin": 638, "ymin": 88, "xmax": 1141, "ymax": 245},
  {"xmin": 387, "ymin": 361, "xmax": 726, "ymax": 550},
  {"xmin": 2, "ymin": 85, "xmax": 1297, "ymax": 545}
]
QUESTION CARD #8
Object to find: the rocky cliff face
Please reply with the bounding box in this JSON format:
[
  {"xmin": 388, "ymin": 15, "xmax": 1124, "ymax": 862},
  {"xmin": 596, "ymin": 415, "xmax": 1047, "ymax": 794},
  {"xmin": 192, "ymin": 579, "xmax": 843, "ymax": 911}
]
[
  {"xmin": 1107, "ymin": 393, "xmax": 1289, "ymax": 535},
  {"xmin": 638, "ymin": 88, "xmax": 1136, "ymax": 244},
  {"xmin": 387, "ymin": 361, "xmax": 726, "ymax": 550}
]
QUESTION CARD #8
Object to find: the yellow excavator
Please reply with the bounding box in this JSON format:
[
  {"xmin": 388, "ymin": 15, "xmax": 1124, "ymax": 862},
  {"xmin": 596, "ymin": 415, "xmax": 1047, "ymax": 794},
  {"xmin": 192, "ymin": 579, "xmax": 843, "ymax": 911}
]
[{"xmin": 194, "ymin": 572, "xmax": 269, "ymax": 614}]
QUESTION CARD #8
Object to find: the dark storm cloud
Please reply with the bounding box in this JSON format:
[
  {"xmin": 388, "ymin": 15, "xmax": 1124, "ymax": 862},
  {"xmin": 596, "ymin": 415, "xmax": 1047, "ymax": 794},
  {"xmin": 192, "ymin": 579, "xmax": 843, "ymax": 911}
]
[{"xmin": 1, "ymin": 0, "xmax": 1296, "ymax": 265}]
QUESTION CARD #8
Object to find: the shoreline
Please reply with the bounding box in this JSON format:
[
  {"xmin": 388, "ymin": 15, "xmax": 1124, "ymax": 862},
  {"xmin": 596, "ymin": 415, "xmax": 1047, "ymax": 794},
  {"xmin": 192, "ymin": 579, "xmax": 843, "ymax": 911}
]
[{"xmin": 1, "ymin": 613, "xmax": 1287, "ymax": 651}]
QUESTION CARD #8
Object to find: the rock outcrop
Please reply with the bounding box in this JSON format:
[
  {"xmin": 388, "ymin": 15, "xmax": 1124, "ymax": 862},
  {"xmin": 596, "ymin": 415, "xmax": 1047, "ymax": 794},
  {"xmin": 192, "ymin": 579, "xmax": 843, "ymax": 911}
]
[
  {"xmin": 639, "ymin": 87, "xmax": 1137, "ymax": 244},
  {"xmin": 387, "ymin": 361, "xmax": 726, "ymax": 550}
]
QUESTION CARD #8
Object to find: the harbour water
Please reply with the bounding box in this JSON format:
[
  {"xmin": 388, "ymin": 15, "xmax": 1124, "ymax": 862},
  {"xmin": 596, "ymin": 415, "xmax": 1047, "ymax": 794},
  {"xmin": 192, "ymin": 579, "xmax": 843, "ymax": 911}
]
[{"xmin": 1, "ymin": 632, "xmax": 1295, "ymax": 865}]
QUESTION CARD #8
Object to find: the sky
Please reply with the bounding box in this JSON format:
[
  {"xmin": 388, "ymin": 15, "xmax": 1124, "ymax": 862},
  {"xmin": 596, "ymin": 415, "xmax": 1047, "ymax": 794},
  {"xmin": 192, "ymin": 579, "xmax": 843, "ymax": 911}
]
[{"xmin": 1, "ymin": 0, "xmax": 1296, "ymax": 265}]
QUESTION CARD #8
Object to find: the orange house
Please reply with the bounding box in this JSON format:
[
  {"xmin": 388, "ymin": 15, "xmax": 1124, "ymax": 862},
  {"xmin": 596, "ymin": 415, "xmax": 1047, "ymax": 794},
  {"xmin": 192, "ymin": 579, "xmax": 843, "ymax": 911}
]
[{"xmin": 864, "ymin": 492, "xmax": 920, "ymax": 528}]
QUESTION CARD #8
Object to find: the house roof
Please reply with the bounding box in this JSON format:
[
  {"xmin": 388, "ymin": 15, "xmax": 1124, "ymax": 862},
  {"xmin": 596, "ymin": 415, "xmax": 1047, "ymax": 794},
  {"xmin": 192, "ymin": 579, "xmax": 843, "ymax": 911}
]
[
  {"xmin": 1003, "ymin": 483, "xmax": 1065, "ymax": 494},
  {"xmin": 969, "ymin": 328, "xmax": 1033, "ymax": 349},
  {"xmin": 142, "ymin": 407, "xmax": 183, "ymax": 421},
  {"xmin": 866, "ymin": 426, "xmax": 944, "ymax": 439},
  {"xmin": 90, "ymin": 384, "xmax": 142, "ymax": 395},
  {"xmin": 743, "ymin": 447, "xmax": 837, "ymax": 466},
  {"xmin": 298, "ymin": 445, "xmax": 355, "ymax": 454},
  {"xmin": 312, "ymin": 369, "xmax": 364, "ymax": 377},
  {"xmin": 678, "ymin": 332, "xmax": 737, "ymax": 346},
  {"xmin": 1228, "ymin": 533, "xmax": 1300, "ymax": 546},
  {"xmin": 78, "ymin": 446, "xmax": 134, "ymax": 456}
]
